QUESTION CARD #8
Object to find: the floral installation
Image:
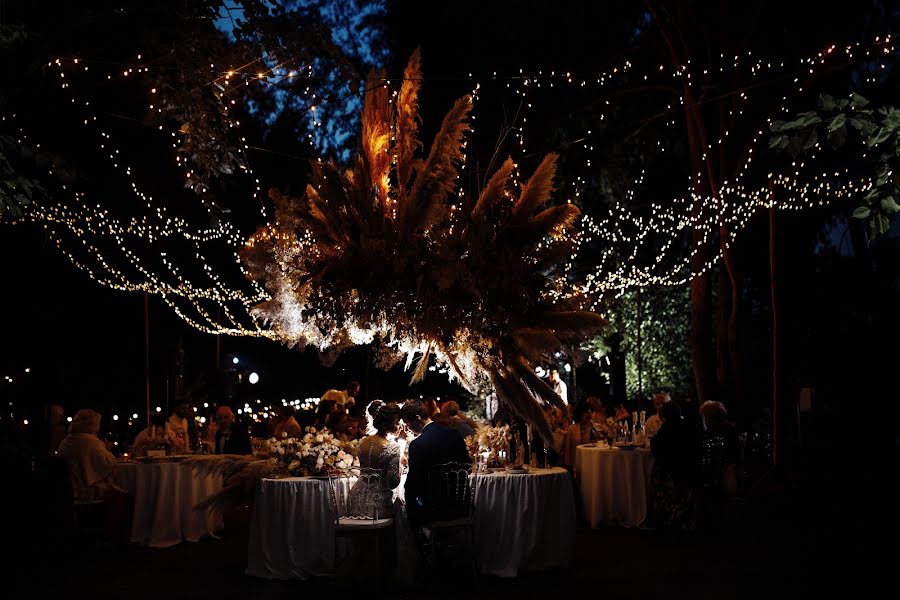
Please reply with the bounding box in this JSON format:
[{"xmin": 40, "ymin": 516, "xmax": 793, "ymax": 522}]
[
  {"xmin": 465, "ymin": 424, "xmax": 511, "ymax": 467},
  {"xmin": 131, "ymin": 424, "xmax": 182, "ymax": 457},
  {"xmin": 264, "ymin": 426, "xmax": 359, "ymax": 476},
  {"xmin": 240, "ymin": 49, "xmax": 605, "ymax": 445}
]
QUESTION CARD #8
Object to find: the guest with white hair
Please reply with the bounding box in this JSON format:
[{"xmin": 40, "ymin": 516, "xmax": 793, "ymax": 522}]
[
  {"xmin": 699, "ymin": 400, "xmax": 740, "ymax": 471},
  {"xmin": 56, "ymin": 409, "xmax": 131, "ymax": 542},
  {"xmin": 56, "ymin": 409, "xmax": 116, "ymax": 501},
  {"xmin": 644, "ymin": 392, "xmax": 670, "ymax": 439}
]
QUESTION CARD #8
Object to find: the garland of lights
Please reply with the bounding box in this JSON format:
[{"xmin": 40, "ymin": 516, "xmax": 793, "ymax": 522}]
[{"xmin": 9, "ymin": 34, "xmax": 891, "ymax": 338}]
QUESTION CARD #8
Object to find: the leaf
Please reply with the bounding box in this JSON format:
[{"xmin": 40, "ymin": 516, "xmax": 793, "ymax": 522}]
[
  {"xmin": 850, "ymin": 92, "xmax": 869, "ymax": 109},
  {"xmin": 827, "ymin": 126, "xmax": 846, "ymax": 147},
  {"xmin": 883, "ymin": 108, "xmax": 900, "ymax": 130},
  {"xmin": 803, "ymin": 129, "xmax": 819, "ymax": 151},
  {"xmin": 818, "ymin": 94, "xmax": 836, "ymax": 112},
  {"xmin": 881, "ymin": 196, "xmax": 900, "ymax": 214},
  {"xmin": 796, "ymin": 111, "xmax": 821, "ymax": 126},
  {"xmin": 768, "ymin": 135, "xmax": 789, "ymax": 151},
  {"xmin": 869, "ymin": 127, "xmax": 892, "ymax": 147},
  {"xmin": 770, "ymin": 120, "xmax": 786, "ymax": 133},
  {"xmin": 852, "ymin": 206, "xmax": 871, "ymax": 219},
  {"xmin": 850, "ymin": 118, "xmax": 876, "ymax": 136},
  {"xmin": 827, "ymin": 114, "xmax": 846, "ymax": 133},
  {"xmin": 879, "ymin": 214, "xmax": 891, "ymax": 235}
]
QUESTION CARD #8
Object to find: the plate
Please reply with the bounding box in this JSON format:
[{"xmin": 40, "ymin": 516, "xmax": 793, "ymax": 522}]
[
  {"xmin": 614, "ymin": 443, "xmax": 636, "ymax": 451},
  {"xmin": 506, "ymin": 467, "xmax": 528, "ymax": 474},
  {"xmin": 581, "ymin": 443, "xmax": 597, "ymax": 448}
]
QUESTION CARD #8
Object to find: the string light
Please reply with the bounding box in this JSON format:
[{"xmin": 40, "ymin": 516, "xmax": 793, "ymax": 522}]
[{"xmin": 17, "ymin": 34, "xmax": 896, "ymax": 341}]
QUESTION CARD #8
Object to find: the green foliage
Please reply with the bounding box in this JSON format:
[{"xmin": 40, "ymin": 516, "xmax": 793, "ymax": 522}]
[
  {"xmin": 770, "ymin": 92, "xmax": 900, "ymax": 239},
  {"xmin": 584, "ymin": 286, "xmax": 693, "ymax": 400}
]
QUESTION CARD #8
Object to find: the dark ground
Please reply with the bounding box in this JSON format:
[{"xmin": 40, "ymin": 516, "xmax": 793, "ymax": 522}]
[{"xmin": 6, "ymin": 473, "xmax": 868, "ymax": 600}]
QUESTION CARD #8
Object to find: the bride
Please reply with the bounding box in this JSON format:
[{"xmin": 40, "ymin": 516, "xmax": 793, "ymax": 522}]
[{"xmin": 346, "ymin": 400, "xmax": 401, "ymax": 519}]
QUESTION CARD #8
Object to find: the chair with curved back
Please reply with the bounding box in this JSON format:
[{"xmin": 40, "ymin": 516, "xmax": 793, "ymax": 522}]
[
  {"xmin": 420, "ymin": 461, "xmax": 478, "ymax": 581},
  {"xmin": 327, "ymin": 467, "xmax": 395, "ymax": 587}
]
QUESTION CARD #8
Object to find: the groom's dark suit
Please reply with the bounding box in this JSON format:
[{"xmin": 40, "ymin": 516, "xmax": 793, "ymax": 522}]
[{"xmin": 404, "ymin": 422, "xmax": 470, "ymax": 525}]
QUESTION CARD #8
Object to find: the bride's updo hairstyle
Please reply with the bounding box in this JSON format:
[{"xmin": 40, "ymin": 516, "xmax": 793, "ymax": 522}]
[{"xmin": 367, "ymin": 400, "xmax": 400, "ymax": 436}]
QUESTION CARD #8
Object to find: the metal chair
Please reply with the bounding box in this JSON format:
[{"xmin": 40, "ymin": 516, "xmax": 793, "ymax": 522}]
[
  {"xmin": 420, "ymin": 461, "xmax": 478, "ymax": 582},
  {"xmin": 327, "ymin": 467, "xmax": 395, "ymax": 588},
  {"xmin": 700, "ymin": 434, "xmax": 728, "ymax": 488}
]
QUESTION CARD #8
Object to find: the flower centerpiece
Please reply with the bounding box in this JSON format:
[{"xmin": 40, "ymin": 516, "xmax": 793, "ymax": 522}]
[
  {"xmin": 265, "ymin": 427, "xmax": 359, "ymax": 476},
  {"xmin": 465, "ymin": 424, "xmax": 510, "ymax": 468}
]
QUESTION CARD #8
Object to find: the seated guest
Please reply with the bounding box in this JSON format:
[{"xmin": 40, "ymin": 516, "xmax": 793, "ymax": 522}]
[
  {"xmin": 56, "ymin": 409, "xmax": 131, "ymax": 541},
  {"xmin": 320, "ymin": 381, "xmax": 360, "ymax": 414},
  {"xmin": 431, "ymin": 410, "xmax": 451, "ymax": 427},
  {"xmin": 214, "ymin": 406, "xmax": 251, "ymax": 455},
  {"xmin": 423, "ymin": 397, "xmax": 441, "ymax": 419},
  {"xmin": 650, "ymin": 401, "xmax": 701, "ymax": 530},
  {"xmin": 644, "ymin": 392, "xmax": 670, "ymax": 439},
  {"xmin": 273, "ymin": 405, "xmax": 302, "ymax": 439},
  {"xmin": 334, "ymin": 413, "xmax": 362, "ymax": 442},
  {"xmin": 441, "ymin": 400, "xmax": 476, "ymax": 438},
  {"xmin": 401, "ymin": 400, "xmax": 471, "ymax": 527},
  {"xmin": 544, "ymin": 405, "xmax": 568, "ymax": 460},
  {"xmin": 132, "ymin": 413, "xmax": 178, "ymax": 456},
  {"xmin": 168, "ymin": 400, "xmax": 192, "ymax": 451},
  {"xmin": 699, "ymin": 400, "xmax": 739, "ymax": 491},
  {"xmin": 562, "ymin": 402, "xmax": 598, "ymax": 470},
  {"xmin": 601, "ymin": 398, "xmax": 631, "ymax": 426}
]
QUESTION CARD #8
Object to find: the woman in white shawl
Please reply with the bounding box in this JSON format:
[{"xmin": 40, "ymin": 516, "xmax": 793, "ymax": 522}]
[{"xmin": 57, "ymin": 409, "xmax": 131, "ymax": 541}]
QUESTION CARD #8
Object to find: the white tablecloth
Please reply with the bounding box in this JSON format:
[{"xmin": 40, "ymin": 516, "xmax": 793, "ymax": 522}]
[
  {"xmin": 575, "ymin": 445, "xmax": 654, "ymax": 528},
  {"xmin": 473, "ymin": 467, "xmax": 576, "ymax": 577},
  {"xmin": 246, "ymin": 477, "xmax": 351, "ymax": 580},
  {"xmin": 113, "ymin": 461, "xmax": 224, "ymax": 548},
  {"xmin": 247, "ymin": 468, "xmax": 575, "ymax": 580}
]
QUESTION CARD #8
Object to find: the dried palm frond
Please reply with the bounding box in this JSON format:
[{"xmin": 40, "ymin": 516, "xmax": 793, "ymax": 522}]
[
  {"xmin": 511, "ymin": 153, "xmax": 558, "ymax": 225},
  {"xmin": 362, "ymin": 69, "xmax": 391, "ymax": 214},
  {"xmin": 509, "ymin": 356, "xmax": 567, "ymax": 411},
  {"xmin": 491, "ymin": 368, "xmax": 553, "ymax": 445},
  {"xmin": 472, "ymin": 156, "xmax": 515, "ymax": 221},
  {"xmin": 193, "ymin": 458, "xmax": 285, "ymax": 514},
  {"xmin": 241, "ymin": 51, "xmax": 604, "ymax": 440},
  {"xmin": 396, "ymin": 48, "xmax": 423, "ymax": 195},
  {"xmin": 511, "ymin": 328, "xmax": 562, "ymax": 363},
  {"xmin": 400, "ymin": 96, "xmax": 472, "ymax": 236}
]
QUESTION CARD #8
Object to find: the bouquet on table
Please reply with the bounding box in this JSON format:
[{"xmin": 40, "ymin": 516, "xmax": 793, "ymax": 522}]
[
  {"xmin": 465, "ymin": 424, "xmax": 510, "ymax": 468},
  {"xmin": 265, "ymin": 427, "xmax": 359, "ymax": 476}
]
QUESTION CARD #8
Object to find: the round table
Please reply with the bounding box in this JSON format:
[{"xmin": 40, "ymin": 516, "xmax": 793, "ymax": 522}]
[
  {"xmin": 246, "ymin": 477, "xmax": 352, "ymax": 580},
  {"xmin": 575, "ymin": 445, "xmax": 654, "ymax": 528},
  {"xmin": 113, "ymin": 460, "xmax": 224, "ymax": 548},
  {"xmin": 473, "ymin": 466, "xmax": 576, "ymax": 577}
]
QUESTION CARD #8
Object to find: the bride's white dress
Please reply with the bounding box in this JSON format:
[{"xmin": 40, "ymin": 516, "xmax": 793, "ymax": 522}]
[
  {"xmin": 346, "ymin": 435, "xmax": 401, "ymax": 519},
  {"xmin": 343, "ymin": 434, "xmax": 423, "ymax": 588}
]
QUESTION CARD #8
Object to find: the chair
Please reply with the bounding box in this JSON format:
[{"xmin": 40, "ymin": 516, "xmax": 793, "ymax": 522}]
[
  {"xmin": 327, "ymin": 467, "xmax": 395, "ymax": 588},
  {"xmin": 700, "ymin": 434, "xmax": 728, "ymax": 488},
  {"xmin": 419, "ymin": 461, "xmax": 478, "ymax": 582}
]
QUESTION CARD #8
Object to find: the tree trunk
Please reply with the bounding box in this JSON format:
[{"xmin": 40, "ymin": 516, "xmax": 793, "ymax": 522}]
[{"xmin": 685, "ymin": 104, "xmax": 715, "ymax": 405}]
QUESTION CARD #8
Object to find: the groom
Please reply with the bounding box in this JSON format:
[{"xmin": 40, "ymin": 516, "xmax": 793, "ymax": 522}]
[{"xmin": 400, "ymin": 399, "xmax": 471, "ymax": 526}]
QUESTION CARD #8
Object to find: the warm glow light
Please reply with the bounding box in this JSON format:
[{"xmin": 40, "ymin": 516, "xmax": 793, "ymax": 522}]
[{"xmin": 249, "ymin": 372, "xmax": 260, "ymax": 384}]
